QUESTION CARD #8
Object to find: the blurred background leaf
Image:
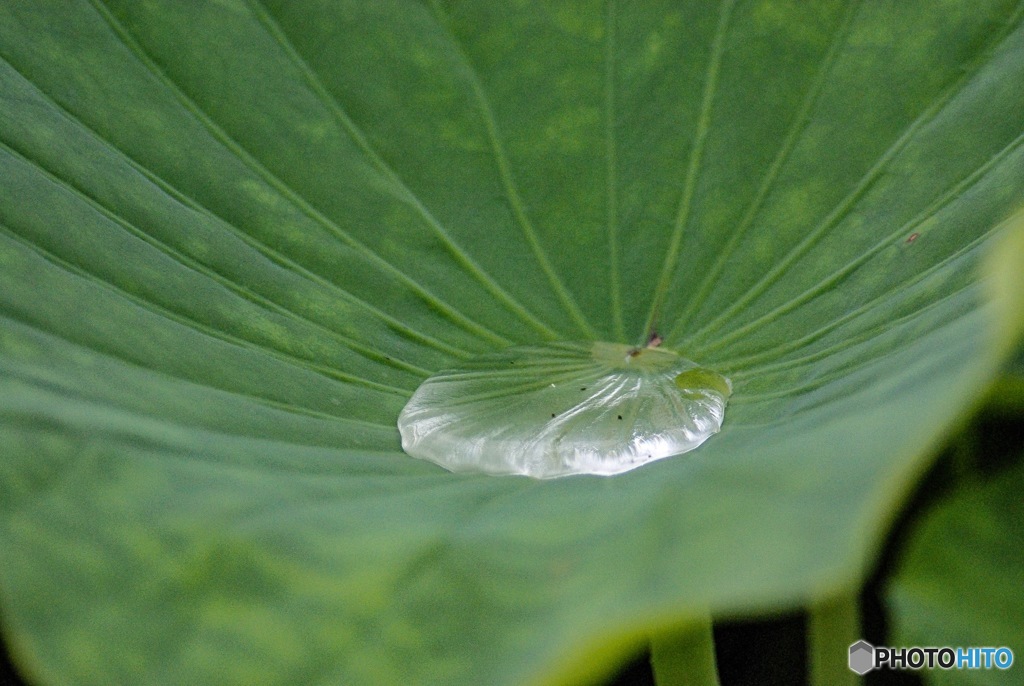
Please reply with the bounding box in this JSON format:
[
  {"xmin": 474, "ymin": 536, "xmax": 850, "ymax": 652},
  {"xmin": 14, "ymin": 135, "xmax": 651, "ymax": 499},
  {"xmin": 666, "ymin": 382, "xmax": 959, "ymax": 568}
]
[{"xmin": 887, "ymin": 457, "xmax": 1024, "ymax": 685}]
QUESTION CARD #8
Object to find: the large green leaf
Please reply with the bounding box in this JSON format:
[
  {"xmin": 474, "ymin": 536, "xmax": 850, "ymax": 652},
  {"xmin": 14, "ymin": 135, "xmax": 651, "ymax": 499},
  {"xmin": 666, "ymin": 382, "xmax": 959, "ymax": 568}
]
[{"xmin": 1, "ymin": 1, "xmax": 1023, "ymax": 684}]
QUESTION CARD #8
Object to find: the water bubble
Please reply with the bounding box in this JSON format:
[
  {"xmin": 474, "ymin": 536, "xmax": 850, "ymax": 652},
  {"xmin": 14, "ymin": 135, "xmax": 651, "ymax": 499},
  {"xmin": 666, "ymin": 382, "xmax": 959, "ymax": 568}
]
[{"xmin": 397, "ymin": 342, "xmax": 731, "ymax": 479}]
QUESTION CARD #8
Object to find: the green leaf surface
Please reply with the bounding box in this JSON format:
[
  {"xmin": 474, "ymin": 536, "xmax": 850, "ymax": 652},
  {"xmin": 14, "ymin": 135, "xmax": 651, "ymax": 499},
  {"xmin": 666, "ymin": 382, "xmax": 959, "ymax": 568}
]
[
  {"xmin": 1, "ymin": 1, "xmax": 1024, "ymax": 684},
  {"xmin": 887, "ymin": 460, "xmax": 1024, "ymax": 685}
]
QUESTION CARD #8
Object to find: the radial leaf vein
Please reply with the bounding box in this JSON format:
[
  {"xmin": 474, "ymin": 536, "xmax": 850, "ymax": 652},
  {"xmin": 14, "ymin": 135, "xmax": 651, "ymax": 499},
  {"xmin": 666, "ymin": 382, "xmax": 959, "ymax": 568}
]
[
  {"xmin": 246, "ymin": 0, "xmax": 562, "ymax": 341},
  {"xmin": 0, "ymin": 121, "xmax": 434, "ymax": 378},
  {"xmin": 0, "ymin": 219, "xmax": 412, "ymax": 397},
  {"xmin": 89, "ymin": 0, "xmax": 512, "ymax": 348},
  {"xmin": 641, "ymin": 0, "xmax": 735, "ymax": 342},
  {"xmin": 2, "ymin": 98, "xmax": 446, "ymax": 372},
  {"xmin": 718, "ymin": 223, "xmax": 997, "ymax": 371},
  {"xmin": 731, "ymin": 291, "xmax": 978, "ymax": 404},
  {"xmin": 427, "ymin": 0, "xmax": 599, "ymax": 340},
  {"xmin": 728, "ymin": 279, "xmax": 977, "ymax": 380},
  {"xmin": 605, "ymin": 0, "xmax": 624, "ymax": 342},
  {"xmin": 686, "ymin": 3, "xmax": 1024, "ymax": 347},
  {"xmin": 0, "ymin": 348, "xmax": 398, "ymax": 432},
  {"xmin": 698, "ymin": 128, "xmax": 1024, "ymax": 355},
  {"xmin": 667, "ymin": 0, "xmax": 862, "ymax": 344},
  {"xmin": 0, "ymin": 54, "xmax": 472, "ymax": 365}
]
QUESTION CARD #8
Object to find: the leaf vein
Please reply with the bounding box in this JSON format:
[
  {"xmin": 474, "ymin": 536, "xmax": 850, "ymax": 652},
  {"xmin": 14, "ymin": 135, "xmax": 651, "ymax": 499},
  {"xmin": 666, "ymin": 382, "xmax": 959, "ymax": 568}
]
[
  {"xmin": 427, "ymin": 0, "xmax": 599, "ymax": 339},
  {"xmin": 605, "ymin": 0, "xmax": 624, "ymax": 341},
  {"xmin": 0, "ymin": 219, "xmax": 413, "ymax": 398},
  {"xmin": 641, "ymin": 0, "xmax": 736, "ymax": 341},
  {"xmin": 245, "ymin": 0, "xmax": 563, "ymax": 340},
  {"xmin": 88, "ymin": 0, "xmax": 512, "ymax": 348},
  {"xmin": 728, "ymin": 278, "xmax": 977, "ymax": 381},
  {"xmin": 0, "ymin": 54, "xmax": 467, "ymax": 365},
  {"xmin": 686, "ymin": 2, "xmax": 1024, "ymax": 346},
  {"xmin": 700, "ymin": 128, "xmax": 1024, "ymax": 355},
  {"xmin": 667, "ymin": 0, "xmax": 862, "ymax": 343},
  {"xmin": 730, "ymin": 285, "xmax": 978, "ymax": 404},
  {"xmin": 0, "ymin": 345, "xmax": 398, "ymax": 432},
  {"xmin": 716, "ymin": 223, "xmax": 996, "ymax": 371}
]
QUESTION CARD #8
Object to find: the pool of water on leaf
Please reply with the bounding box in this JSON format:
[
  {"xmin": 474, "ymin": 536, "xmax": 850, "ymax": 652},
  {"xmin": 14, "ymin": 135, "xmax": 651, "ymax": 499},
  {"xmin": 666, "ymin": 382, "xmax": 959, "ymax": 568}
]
[{"xmin": 397, "ymin": 341, "xmax": 732, "ymax": 479}]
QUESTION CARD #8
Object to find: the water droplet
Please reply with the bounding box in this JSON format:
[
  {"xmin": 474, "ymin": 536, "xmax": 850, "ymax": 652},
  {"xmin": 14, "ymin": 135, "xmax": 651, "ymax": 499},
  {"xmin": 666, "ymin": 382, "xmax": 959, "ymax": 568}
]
[{"xmin": 397, "ymin": 342, "xmax": 732, "ymax": 479}]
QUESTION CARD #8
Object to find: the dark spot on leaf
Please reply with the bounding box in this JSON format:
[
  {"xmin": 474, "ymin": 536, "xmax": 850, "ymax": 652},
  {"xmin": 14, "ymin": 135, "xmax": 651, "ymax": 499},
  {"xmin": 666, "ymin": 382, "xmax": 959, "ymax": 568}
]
[
  {"xmin": 580, "ymin": 387, "xmax": 587, "ymax": 391},
  {"xmin": 551, "ymin": 413, "xmax": 556, "ymax": 418},
  {"xmin": 617, "ymin": 415, "xmax": 623, "ymax": 420}
]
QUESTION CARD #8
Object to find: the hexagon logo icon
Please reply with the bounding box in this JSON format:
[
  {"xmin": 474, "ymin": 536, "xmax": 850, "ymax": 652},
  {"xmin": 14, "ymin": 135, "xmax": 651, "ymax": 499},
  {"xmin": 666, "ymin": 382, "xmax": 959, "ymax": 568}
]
[{"xmin": 849, "ymin": 640, "xmax": 875, "ymax": 675}]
